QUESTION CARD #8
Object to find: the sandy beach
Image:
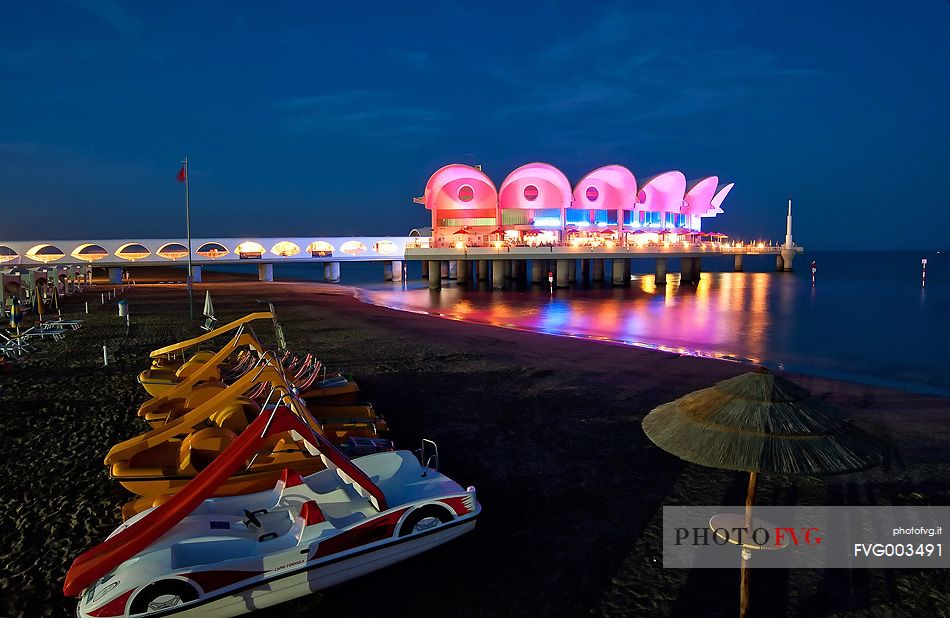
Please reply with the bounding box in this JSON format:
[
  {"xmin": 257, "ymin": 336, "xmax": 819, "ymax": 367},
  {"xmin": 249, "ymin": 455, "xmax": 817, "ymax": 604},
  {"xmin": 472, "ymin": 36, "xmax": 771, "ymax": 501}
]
[{"xmin": 1, "ymin": 271, "xmax": 948, "ymax": 617}]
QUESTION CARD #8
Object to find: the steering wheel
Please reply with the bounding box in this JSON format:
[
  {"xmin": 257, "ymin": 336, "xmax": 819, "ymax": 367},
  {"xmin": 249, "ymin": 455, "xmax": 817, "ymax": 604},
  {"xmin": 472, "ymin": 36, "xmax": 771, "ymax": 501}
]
[{"xmin": 243, "ymin": 509, "xmax": 263, "ymax": 528}]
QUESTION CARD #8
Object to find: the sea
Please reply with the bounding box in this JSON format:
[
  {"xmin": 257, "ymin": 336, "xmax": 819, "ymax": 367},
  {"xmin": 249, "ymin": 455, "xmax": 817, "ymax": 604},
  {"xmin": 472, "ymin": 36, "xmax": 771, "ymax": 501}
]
[{"xmin": 212, "ymin": 251, "xmax": 950, "ymax": 397}]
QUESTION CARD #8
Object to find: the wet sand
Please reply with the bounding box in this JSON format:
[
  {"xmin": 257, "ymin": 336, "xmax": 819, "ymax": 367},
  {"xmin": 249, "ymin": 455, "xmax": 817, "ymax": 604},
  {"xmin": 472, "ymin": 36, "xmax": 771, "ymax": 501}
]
[{"xmin": 1, "ymin": 271, "xmax": 948, "ymax": 617}]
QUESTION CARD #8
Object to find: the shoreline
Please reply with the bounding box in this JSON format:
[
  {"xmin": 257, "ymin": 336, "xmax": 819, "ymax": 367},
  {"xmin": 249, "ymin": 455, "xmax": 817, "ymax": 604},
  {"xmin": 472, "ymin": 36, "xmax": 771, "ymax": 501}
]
[
  {"xmin": 3, "ymin": 275, "xmax": 947, "ymax": 617},
  {"xmin": 123, "ymin": 263, "xmax": 948, "ymax": 398}
]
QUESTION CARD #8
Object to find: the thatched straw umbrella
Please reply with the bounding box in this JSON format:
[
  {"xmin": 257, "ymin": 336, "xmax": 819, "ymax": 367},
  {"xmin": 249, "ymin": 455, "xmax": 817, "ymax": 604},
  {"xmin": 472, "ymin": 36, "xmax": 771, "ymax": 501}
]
[{"xmin": 642, "ymin": 367, "xmax": 880, "ymax": 617}]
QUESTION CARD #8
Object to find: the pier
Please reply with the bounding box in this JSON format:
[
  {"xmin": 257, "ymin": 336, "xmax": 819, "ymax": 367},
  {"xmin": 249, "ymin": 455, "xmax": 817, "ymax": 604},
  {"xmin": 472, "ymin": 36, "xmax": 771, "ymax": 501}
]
[
  {"xmin": 407, "ymin": 243, "xmax": 804, "ymax": 290},
  {"xmin": 0, "ymin": 236, "xmax": 416, "ymax": 284}
]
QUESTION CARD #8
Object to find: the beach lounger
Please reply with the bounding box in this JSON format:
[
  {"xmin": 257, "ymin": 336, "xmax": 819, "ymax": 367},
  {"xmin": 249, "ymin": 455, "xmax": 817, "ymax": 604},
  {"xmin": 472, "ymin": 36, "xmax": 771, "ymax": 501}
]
[
  {"xmin": 42, "ymin": 319, "xmax": 83, "ymax": 330},
  {"xmin": 19, "ymin": 326, "xmax": 68, "ymax": 341},
  {"xmin": 0, "ymin": 331, "xmax": 35, "ymax": 357}
]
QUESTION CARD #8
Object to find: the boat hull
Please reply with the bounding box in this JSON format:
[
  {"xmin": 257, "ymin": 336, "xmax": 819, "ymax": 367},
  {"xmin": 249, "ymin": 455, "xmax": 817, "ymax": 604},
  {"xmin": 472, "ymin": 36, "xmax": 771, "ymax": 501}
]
[{"xmin": 78, "ymin": 518, "xmax": 476, "ymax": 618}]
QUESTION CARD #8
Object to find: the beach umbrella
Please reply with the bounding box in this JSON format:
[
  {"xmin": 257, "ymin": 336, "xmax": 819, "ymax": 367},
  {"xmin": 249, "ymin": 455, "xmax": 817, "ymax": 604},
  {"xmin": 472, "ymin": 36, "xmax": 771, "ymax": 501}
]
[
  {"xmin": 709, "ymin": 232, "xmax": 729, "ymax": 239},
  {"xmin": 642, "ymin": 368, "xmax": 880, "ymax": 617},
  {"xmin": 34, "ymin": 291, "xmax": 45, "ymax": 323},
  {"xmin": 202, "ymin": 290, "xmax": 215, "ymax": 319},
  {"xmin": 452, "ymin": 227, "xmax": 474, "ymax": 235},
  {"xmin": 488, "ymin": 227, "xmax": 507, "ymax": 235},
  {"xmin": 8, "ymin": 296, "xmax": 21, "ymax": 331}
]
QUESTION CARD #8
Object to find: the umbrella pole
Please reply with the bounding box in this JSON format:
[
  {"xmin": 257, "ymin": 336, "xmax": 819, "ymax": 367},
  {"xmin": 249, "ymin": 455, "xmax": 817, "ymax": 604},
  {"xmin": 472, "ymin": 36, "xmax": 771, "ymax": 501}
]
[{"xmin": 740, "ymin": 471, "xmax": 757, "ymax": 618}]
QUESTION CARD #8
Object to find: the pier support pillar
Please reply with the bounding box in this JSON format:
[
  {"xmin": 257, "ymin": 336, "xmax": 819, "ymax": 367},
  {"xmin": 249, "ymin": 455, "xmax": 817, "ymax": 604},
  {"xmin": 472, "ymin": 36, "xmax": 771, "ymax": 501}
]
[
  {"xmin": 383, "ymin": 261, "xmax": 393, "ymax": 281},
  {"xmin": 514, "ymin": 260, "xmax": 525, "ymax": 282},
  {"xmin": 593, "ymin": 259, "xmax": 605, "ymax": 282},
  {"xmin": 440, "ymin": 261, "xmax": 449, "ymax": 279},
  {"xmin": 612, "ymin": 259, "xmax": 626, "ymax": 286},
  {"xmin": 504, "ymin": 260, "xmax": 512, "ymax": 278},
  {"xmin": 108, "ymin": 267, "xmax": 123, "ymax": 285},
  {"xmin": 477, "ymin": 260, "xmax": 488, "ymax": 281},
  {"xmin": 190, "ymin": 266, "xmax": 202, "ymax": 283},
  {"xmin": 568, "ymin": 259, "xmax": 577, "ymax": 282},
  {"xmin": 655, "ymin": 258, "xmax": 668, "ymax": 285},
  {"xmin": 456, "ymin": 260, "xmax": 467, "ymax": 283},
  {"xmin": 323, "ymin": 261, "xmax": 340, "ymax": 283},
  {"xmin": 391, "ymin": 260, "xmax": 403, "ymax": 282},
  {"xmin": 531, "ymin": 260, "xmax": 543, "ymax": 284},
  {"xmin": 734, "ymin": 254, "xmax": 744, "ymax": 272},
  {"xmin": 581, "ymin": 259, "xmax": 590, "ymax": 281},
  {"xmin": 421, "ymin": 259, "xmax": 429, "ymax": 279},
  {"xmin": 492, "ymin": 260, "xmax": 505, "ymax": 289},
  {"xmin": 258, "ymin": 263, "xmax": 274, "ymax": 282},
  {"xmin": 780, "ymin": 248, "xmax": 796, "ymax": 272},
  {"xmin": 449, "ymin": 260, "xmax": 458, "ymax": 279},
  {"xmin": 680, "ymin": 257, "xmax": 694, "ymax": 283},
  {"xmin": 428, "ymin": 261, "xmax": 441, "ymax": 289},
  {"xmin": 556, "ymin": 260, "xmax": 570, "ymax": 288},
  {"xmin": 775, "ymin": 254, "xmax": 785, "ymax": 272}
]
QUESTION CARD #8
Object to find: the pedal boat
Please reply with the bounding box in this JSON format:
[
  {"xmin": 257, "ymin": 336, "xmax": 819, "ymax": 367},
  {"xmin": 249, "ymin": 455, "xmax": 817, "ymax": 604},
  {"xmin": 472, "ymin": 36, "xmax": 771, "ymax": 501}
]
[
  {"xmin": 139, "ymin": 313, "xmax": 280, "ymax": 397},
  {"xmin": 140, "ymin": 357, "xmax": 359, "ymax": 428},
  {"xmin": 108, "ymin": 364, "xmax": 390, "ymax": 512},
  {"xmin": 138, "ymin": 333, "xmax": 265, "ymax": 398},
  {"xmin": 66, "ymin": 406, "xmax": 479, "ymax": 618}
]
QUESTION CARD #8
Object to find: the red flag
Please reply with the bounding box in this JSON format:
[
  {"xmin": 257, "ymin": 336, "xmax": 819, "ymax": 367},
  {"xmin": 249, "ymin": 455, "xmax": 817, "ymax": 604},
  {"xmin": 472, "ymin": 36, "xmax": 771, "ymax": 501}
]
[{"xmin": 177, "ymin": 165, "xmax": 186, "ymax": 183}]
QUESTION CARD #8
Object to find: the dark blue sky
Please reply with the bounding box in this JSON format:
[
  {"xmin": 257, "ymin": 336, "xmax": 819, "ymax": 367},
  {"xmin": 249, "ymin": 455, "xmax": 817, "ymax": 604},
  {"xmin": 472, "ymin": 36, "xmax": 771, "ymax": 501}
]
[{"xmin": 1, "ymin": 1, "xmax": 948, "ymax": 249}]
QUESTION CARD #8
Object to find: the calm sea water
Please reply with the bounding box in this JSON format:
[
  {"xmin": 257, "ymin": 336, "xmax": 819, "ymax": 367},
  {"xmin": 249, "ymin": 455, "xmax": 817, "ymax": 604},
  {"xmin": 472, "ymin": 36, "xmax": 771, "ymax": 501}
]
[{"xmin": 214, "ymin": 251, "xmax": 950, "ymax": 396}]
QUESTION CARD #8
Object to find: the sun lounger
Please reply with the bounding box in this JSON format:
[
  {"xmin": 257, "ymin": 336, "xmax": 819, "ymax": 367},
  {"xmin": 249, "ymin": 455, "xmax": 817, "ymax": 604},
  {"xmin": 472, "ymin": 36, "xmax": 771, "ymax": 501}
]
[
  {"xmin": 19, "ymin": 326, "xmax": 68, "ymax": 341},
  {"xmin": 0, "ymin": 331, "xmax": 35, "ymax": 357},
  {"xmin": 42, "ymin": 319, "xmax": 83, "ymax": 330}
]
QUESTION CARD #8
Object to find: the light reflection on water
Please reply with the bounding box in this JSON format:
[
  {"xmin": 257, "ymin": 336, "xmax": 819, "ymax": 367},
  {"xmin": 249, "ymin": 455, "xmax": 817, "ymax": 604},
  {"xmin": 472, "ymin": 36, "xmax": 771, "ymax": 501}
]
[
  {"xmin": 355, "ymin": 253, "xmax": 950, "ymax": 396},
  {"xmin": 360, "ymin": 273, "xmax": 774, "ymax": 364}
]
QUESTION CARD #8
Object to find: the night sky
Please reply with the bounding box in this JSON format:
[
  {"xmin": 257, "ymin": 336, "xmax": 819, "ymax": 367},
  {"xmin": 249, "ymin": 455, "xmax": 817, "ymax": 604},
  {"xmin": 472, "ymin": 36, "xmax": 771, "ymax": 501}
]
[{"xmin": 1, "ymin": 1, "xmax": 948, "ymax": 249}]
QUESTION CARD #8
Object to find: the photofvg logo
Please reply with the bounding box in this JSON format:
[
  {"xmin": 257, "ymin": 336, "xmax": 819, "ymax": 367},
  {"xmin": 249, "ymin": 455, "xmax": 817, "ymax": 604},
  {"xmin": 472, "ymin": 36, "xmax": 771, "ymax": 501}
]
[
  {"xmin": 675, "ymin": 524, "xmax": 823, "ymax": 548},
  {"xmin": 663, "ymin": 506, "xmax": 949, "ymax": 569}
]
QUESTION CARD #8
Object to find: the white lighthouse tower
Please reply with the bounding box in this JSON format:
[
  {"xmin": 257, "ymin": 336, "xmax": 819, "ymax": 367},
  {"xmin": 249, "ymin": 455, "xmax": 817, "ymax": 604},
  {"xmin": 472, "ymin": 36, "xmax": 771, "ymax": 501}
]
[{"xmin": 779, "ymin": 196, "xmax": 797, "ymax": 271}]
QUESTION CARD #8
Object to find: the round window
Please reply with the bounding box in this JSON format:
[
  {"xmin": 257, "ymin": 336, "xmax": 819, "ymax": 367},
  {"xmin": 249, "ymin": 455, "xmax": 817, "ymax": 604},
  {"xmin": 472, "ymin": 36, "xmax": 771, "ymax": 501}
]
[
  {"xmin": 523, "ymin": 185, "xmax": 539, "ymax": 201},
  {"xmin": 586, "ymin": 186, "xmax": 599, "ymax": 202},
  {"xmin": 458, "ymin": 185, "xmax": 475, "ymax": 202}
]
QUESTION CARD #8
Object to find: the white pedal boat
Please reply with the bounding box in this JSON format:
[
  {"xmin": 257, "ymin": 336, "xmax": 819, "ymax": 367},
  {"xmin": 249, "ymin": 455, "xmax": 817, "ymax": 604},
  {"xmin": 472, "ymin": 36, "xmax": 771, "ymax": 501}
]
[{"xmin": 65, "ymin": 406, "xmax": 479, "ymax": 617}]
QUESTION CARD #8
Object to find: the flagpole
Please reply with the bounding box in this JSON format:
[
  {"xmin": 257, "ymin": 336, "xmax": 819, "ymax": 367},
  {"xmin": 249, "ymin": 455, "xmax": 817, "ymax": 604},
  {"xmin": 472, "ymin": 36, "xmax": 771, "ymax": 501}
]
[{"xmin": 184, "ymin": 156, "xmax": 194, "ymax": 321}]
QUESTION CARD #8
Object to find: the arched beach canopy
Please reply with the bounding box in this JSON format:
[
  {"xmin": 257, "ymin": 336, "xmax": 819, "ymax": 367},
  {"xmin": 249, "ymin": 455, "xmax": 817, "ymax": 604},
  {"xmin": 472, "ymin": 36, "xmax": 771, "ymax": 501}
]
[
  {"xmin": 72, "ymin": 244, "xmax": 109, "ymax": 262},
  {"xmin": 422, "ymin": 164, "xmax": 498, "ymax": 212},
  {"xmin": 682, "ymin": 177, "xmax": 720, "ymax": 216},
  {"xmin": 157, "ymin": 242, "xmax": 189, "ymax": 260},
  {"xmin": 499, "ymin": 162, "xmax": 572, "ymax": 211},
  {"xmin": 0, "ymin": 245, "xmax": 18, "ymax": 263},
  {"xmin": 571, "ymin": 165, "xmax": 638, "ymax": 210},
  {"xmin": 116, "ymin": 243, "xmax": 151, "ymax": 261},
  {"xmin": 235, "ymin": 241, "xmax": 266, "ymax": 258},
  {"xmin": 26, "ymin": 244, "xmax": 66, "ymax": 263},
  {"xmin": 271, "ymin": 241, "xmax": 301, "ymax": 257},
  {"xmin": 636, "ymin": 171, "xmax": 687, "ymax": 212},
  {"xmin": 196, "ymin": 242, "xmax": 229, "ymax": 259}
]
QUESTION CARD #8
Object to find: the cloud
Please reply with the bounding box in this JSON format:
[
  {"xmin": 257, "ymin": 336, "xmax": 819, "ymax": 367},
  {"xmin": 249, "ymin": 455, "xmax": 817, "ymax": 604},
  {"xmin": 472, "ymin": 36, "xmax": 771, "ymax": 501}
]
[
  {"xmin": 388, "ymin": 49, "xmax": 431, "ymax": 69},
  {"xmin": 278, "ymin": 90, "xmax": 450, "ymax": 141},
  {"xmin": 62, "ymin": 0, "xmax": 144, "ymax": 38},
  {"xmin": 477, "ymin": 3, "xmax": 829, "ymax": 146}
]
